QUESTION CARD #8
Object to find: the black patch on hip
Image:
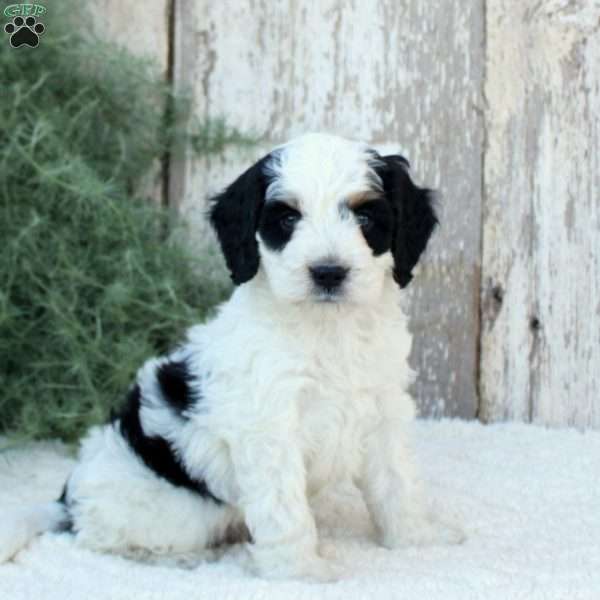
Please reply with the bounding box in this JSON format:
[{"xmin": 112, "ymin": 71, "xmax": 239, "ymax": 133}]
[
  {"xmin": 156, "ymin": 359, "xmax": 199, "ymax": 417},
  {"xmin": 116, "ymin": 385, "xmax": 222, "ymax": 504}
]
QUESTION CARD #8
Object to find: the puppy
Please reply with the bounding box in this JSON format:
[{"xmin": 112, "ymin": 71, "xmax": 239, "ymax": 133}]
[{"xmin": 0, "ymin": 133, "xmax": 458, "ymax": 580}]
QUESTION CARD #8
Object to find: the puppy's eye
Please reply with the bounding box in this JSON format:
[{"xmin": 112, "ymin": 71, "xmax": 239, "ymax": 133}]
[
  {"xmin": 355, "ymin": 212, "xmax": 373, "ymax": 232},
  {"xmin": 280, "ymin": 212, "xmax": 301, "ymax": 232}
]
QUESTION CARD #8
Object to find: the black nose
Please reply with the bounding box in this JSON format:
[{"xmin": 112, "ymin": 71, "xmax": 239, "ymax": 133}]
[{"xmin": 309, "ymin": 264, "xmax": 349, "ymax": 290}]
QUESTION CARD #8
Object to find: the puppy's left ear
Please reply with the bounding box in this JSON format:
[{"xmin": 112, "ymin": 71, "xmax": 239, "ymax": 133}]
[
  {"xmin": 375, "ymin": 155, "xmax": 438, "ymax": 288},
  {"xmin": 209, "ymin": 156, "xmax": 269, "ymax": 285}
]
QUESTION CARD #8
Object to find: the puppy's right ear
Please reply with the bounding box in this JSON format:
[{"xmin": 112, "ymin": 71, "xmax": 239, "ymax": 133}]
[{"xmin": 209, "ymin": 156, "xmax": 269, "ymax": 285}]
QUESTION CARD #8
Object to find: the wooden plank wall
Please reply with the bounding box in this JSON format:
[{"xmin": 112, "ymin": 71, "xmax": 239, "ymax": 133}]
[
  {"xmin": 170, "ymin": 0, "xmax": 485, "ymax": 420},
  {"xmin": 94, "ymin": 0, "xmax": 600, "ymax": 428},
  {"xmin": 89, "ymin": 0, "xmax": 171, "ymax": 206},
  {"xmin": 480, "ymin": 1, "xmax": 600, "ymax": 428}
]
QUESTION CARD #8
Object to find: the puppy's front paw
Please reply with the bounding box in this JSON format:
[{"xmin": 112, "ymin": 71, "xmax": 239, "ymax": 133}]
[
  {"xmin": 256, "ymin": 556, "xmax": 342, "ymax": 583},
  {"xmin": 317, "ymin": 539, "xmax": 339, "ymax": 560},
  {"xmin": 381, "ymin": 516, "xmax": 465, "ymax": 549},
  {"xmin": 249, "ymin": 545, "xmax": 343, "ymax": 583},
  {"xmin": 296, "ymin": 556, "xmax": 344, "ymax": 583}
]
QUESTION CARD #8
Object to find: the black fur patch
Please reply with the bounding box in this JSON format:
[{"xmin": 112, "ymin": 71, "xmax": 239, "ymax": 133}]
[
  {"xmin": 209, "ymin": 154, "xmax": 272, "ymax": 285},
  {"xmin": 258, "ymin": 201, "xmax": 302, "ymax": 251},
  {"xmin": 116, "ymin": 385, "xmax": 221, "ymax": 503},
  {"xmin": 374, "ymin": 155, "xmax": 438, "ymax": 288},
  {"xmin": 56, "ymin": 483, "xmax": 74, "ymax": 533},
  {"xmin": 351, "ymin": 199, "xmax": 394, "ymax": 256},
  {"xmin": 156, "ymin": 359, "xmax": 198, "ymax": 417}
]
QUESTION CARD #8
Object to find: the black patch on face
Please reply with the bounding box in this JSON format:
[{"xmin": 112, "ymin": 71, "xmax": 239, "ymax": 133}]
[
  {"xmin": 351, "ymin": 199, "xmax": 394, "ymax": 256},
  {"xmin": 116, "ymin": 384, "xmax": 221, "ymax": 503},
  {"xmin": 257, "ymin": 201, "xmax": 302, "ymax": 251},
  {"xmin": 373, "ymin": 154, "xmax": 438, "ymax": 288},
  {"xmin": 156, "ymin": 359, "xmax": 199, "ymax": 417},
  {"xmin": 209, "ymin": 154, "xmax": 273, "ymax": 285}
]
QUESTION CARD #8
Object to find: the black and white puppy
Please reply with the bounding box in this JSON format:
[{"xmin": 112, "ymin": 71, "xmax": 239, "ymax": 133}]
[{"xmin": 0, "ymin": 133, "xmax": 461, "ymax": 580}]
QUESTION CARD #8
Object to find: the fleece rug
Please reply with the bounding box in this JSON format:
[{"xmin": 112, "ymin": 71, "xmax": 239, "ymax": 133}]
[{"xmin": 0, "ymin": 419, "xmax": 599, "ymax": 600}]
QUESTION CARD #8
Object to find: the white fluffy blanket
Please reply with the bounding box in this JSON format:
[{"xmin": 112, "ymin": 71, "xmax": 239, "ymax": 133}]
[{"xmin": 1, "ymin": 419, "xmax": 599, "ymax": 599}]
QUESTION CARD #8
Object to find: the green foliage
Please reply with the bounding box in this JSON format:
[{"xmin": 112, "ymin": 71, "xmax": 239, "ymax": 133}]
[{"xmin": 0, "ymin": 3, "xmax": 239, "ymax": 442}]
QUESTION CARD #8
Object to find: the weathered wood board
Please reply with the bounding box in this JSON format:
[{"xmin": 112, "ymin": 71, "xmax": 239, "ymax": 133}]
[
  {"xmin": 170, "ymin": 0, "xmax": 485, "ymax": 418},
  {"xmin": 89, "ymin": 0, "xmax": 171, "ymax": 205},
  {"xmin": 480, "ymin": 1, "xmax": 600, "ymax": 428},
  {"xmin": 89, "ymin": 0, "xmax": 170, "ymax": 71}
]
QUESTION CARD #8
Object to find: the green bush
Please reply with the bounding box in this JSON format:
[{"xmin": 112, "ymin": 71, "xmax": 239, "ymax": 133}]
[{"xmin": 0, "ymin": 3, "xmax": 244, "ymax": 442}]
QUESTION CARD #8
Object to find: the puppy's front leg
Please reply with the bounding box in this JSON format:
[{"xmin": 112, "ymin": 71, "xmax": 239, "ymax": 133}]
[
  {"xmin": 359, "ymin": 395, "xmax": 463, "ymax": 549},
  {"xmin": 230, "ymin": 430, "xmax": 335, "ymax": 582}
]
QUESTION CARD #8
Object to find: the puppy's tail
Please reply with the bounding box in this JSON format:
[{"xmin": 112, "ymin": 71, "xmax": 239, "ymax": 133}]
[{"xmin": 0, "ymin": 500, "xmax": 69, "ymax": 563}]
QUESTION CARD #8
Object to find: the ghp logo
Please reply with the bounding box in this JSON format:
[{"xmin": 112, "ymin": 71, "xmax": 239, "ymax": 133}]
[{"xmin": 4, "ymin": 3, "xmax": 46, "ymax": 48}]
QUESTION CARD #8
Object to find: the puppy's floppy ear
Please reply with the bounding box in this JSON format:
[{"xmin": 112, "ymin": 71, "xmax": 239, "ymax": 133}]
[
  {"xmin": 209, "ymin": 156, "xmax": 270, "ymax": 285},
  {"xmin": 375, "ymin": 155, "xmax": 438, "ymax": 288}
]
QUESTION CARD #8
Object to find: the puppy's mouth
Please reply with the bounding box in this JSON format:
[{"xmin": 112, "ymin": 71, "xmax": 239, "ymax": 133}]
[{"xmin": 312, "ymin": 288, "xmax": 346, "ymax": 303}]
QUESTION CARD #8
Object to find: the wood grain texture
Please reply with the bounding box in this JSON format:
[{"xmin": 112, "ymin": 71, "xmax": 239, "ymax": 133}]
[
  {"xmin": 170, "ymin": 0, "xmax": 485, "ymax": 418},
  {"xmin": 89, "ymin": 0, "xmax": 170, "ymax": 72},
  {"xmin": 481, "ymin": 1, "xmax": 600, "ymax": 428},
  {"xmin": 89, "ymin": 0, "xmax": 171, "ymax": 205}
]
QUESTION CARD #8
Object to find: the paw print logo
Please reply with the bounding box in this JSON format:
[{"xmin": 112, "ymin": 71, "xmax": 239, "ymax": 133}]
[{"xmin": 4, "ymin": 16, "xmax": 45, "ymax": 48}]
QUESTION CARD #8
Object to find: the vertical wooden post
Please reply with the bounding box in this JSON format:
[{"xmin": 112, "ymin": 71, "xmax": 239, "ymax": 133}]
[
  {"xmin": 88, "ymin": 0, "xmax": 171, "ymax": 206},
  {"xmin": 481, "ymin": 2, "xmax": 600, "ymax": 428}
]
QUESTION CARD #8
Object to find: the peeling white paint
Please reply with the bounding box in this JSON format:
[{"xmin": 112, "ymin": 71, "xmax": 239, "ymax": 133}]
[{"xmin": 481, "ymin": 1, "xmax": 600, "ymax": 428}]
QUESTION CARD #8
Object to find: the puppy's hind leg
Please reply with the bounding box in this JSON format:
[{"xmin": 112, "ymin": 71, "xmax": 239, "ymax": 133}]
[{"xmin": 67, "ymin": 426, "xmax": 242, "ymax": 563}]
